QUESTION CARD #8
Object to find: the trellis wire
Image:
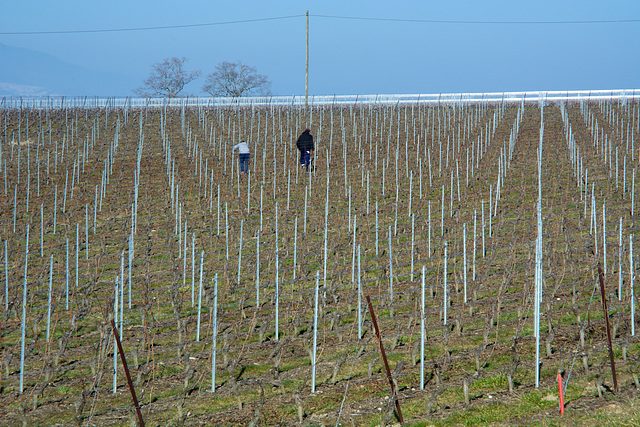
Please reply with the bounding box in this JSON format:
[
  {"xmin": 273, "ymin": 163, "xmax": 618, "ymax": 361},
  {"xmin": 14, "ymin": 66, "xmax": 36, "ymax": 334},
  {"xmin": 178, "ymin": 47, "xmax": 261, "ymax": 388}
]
[
  {"xmin": 128, "ymin": 233, "xmax": 133, "ymax": 309},
  {"xmin": 212, "ymin": 273, "xmax": 218, "ymax": 392},
  {"xmin": 410, "ymin": 213, "xmax": 415, "ymax": 281},
  {"xmin": 482, "ymin": 200, "xmax": 485, "ymax": 258},
  {"xmin": 191, "ymin": 233, "xmax": 196, "ymax": 307},
  {"xmin": 237, "ymin": 219, "xmax": 243, "ymax": 285},
  {"xmin": 348, "ymin": 186, "xmax": 352, "ymax": 232},
  {"xmin": 428, "ymin": 201, "xmax": 432, "ymax": 256},
  {"xmin": 217, "ymin": 185, "xmax": 221, "ymax": 235},
  {"xmin": 441, "ymin": 185, "xmax": 444, "ymax": 236},
  {"xmin": 375, "ymin": 200, "xmax": 379, "ymax": 257},
  {"xmin": 473, "ymin": 208, "xmax": 477, "ymax": 281},
  {"xmin": 19, "ymin": 225, "xmax": 29, "ymax": 394},
  {"xmin": 388, "ymin": 226, "xmax": 394, "ymax": 301},
  {"xmin": 4, "ymin": 240, "xmax": 7, "ymax": 311},
  {"xmin": 196, "ymin": 250, "xmax": 204, "ymax": 342},
  {"xmin": 119, "ymin": 250, "xmax": 124, "ymax": 325},
  {"xmin": 603, "ymin": 203, "xmax": 607, "ymax": 274},
  {"xmin": 293, "ymin": 217, "xmax": 298, "ymax": 282},
  {"xmin": 53, "ymin": 184, "xmax": 57, "ymax": 234},
  {"xmin": 619, "ymin": 218, "xmax": 623, "ymax": 301},
  {"xmin": 113, "ymin": 276, "xmax": 118, "ymax": 394},
  {"xmin": 119, "ymin": 256, "xmax": 124, "ymax": 337},
  {"xmin": 225, "ymin": 202, "xmax": 229, "ymax": 260},
  {"xmin": 275, "ymin": 229, "xmax": 280, "ymax": 341},
  {"xmin": 13, "ymin": 184, "xmax": 17, "ymax": 233},
  {"xmin": 420, "ymin": 264, "xmax": 426, "ymax": 390},
  {"xmin": 351, "ymin": 215, "xmax": 357, "ymax": 284},
  {"xmin": 357, "ymin": 244, "xmax": 362, "ymax": 339},
  {"xmin": 75, "ymin": 223, "xmax": 79, "ymax": 291},
  {"xmin": 534, "ymin": 107, "xmax": 544, "ymax": 389},
  {"xmin": 311, "ymin": 270, "xmax": 319, "ymax": 393},
  {"xmin": 256, "ymin": 232, "xmax": 260, "ymax": 308},
  {"xmin": 443, "ymin": 241, "xmax": 448, "ymax": 325},
  {"xmin": 46, "ymin": 254, "xmax": 53, "ymax": 342},
  {"xmin": 84, "ymin": 204, "xmax": 89, "ymax": 259},
  {"xmin": 631, "ymin": 235, "xmax": 635, "ymax": 337},
  {"xmin": 65, "ymin": 237, "xmax": 69, "ymax": 310},
  {"xmin": 488, "ymin": 184, "xmax": 492, "ymax": 237},
  {"xmin": 183, "ymin": 222, "xmax": 187, "ymax": 299},
  {"xmin": 463, "ymin": 223, "xmax": 468, "ymax": 304},
  {"xmin": 323, "ymin": 177, "xmax": 329, "ymax": 290},
  {"xmin": 304, "ymin": 185, "xmax": 308, "ymax": 234},
  {"xmin": 247, "ymin": 169, "xmax": 251, "ymax": 211},
  {"xmin": 633, "ymin": 169, "xmax": 636, "ymax": 217},
  {"xmin": 259, "ymin": 185, "xmax": 264, "ymax": 232},
  {"xmin": 40, "ymin": 204, "xmax": 44, "ymax": 257},
  {"xmin": 63, "ymin": 170, "xmax": 68, "ymax": 213}
]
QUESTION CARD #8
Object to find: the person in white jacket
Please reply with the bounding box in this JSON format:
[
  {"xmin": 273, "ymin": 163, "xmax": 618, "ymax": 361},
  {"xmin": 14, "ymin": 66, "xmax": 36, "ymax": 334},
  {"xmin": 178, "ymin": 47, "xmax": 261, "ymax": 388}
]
[{"xmin": 232, "ymin": 140, "xmax": 251, "ymax": 174}]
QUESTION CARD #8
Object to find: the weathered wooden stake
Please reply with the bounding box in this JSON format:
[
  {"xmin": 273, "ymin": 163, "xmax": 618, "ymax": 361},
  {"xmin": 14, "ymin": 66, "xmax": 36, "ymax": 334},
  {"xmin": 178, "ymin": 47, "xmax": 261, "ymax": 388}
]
[
  {"xmin": 366, "ymin": 295, "xmax": 403, "ymax": 424},
  {"xmin": 597, "ymin": 266, "xmax": 619, "ymax": 393},
  {"xmin": 111, "ymin": 320, "xmax": 145, "ymax": 427}
]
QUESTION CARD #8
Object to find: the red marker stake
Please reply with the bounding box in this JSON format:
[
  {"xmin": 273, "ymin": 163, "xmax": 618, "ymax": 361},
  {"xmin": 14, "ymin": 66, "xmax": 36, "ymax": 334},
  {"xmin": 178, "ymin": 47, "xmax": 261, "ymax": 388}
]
[{"xmin": 558, "ymin": 372, "xmax": 564, "ymax": 415}]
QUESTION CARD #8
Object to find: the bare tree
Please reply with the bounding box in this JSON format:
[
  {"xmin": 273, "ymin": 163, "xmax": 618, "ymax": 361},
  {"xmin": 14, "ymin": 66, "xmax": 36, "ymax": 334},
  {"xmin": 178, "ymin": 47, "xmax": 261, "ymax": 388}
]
[
  {"xmin": 135, "ymin": 57, "xmax": 201, "ymax": 98},
  {"xmin": 202, "ymin": 61, "xmax": 271, "ymax": 97}
]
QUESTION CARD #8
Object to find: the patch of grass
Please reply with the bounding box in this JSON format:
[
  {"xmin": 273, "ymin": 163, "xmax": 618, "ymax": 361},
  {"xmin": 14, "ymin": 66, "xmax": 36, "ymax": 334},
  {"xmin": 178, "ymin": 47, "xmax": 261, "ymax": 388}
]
[
  {"xmin": 470, "ymin": 372, "xmax": 508, "ymax": 394},
  {"xmin": 444, "ymin": 401, "xmax": 512, "ymax": 425}
]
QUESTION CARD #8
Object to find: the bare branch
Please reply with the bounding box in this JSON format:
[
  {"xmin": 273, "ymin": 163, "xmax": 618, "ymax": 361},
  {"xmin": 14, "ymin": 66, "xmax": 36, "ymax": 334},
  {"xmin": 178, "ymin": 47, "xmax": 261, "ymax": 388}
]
[
  {"xmin": 202, "ymin": 61, "xmax": 271, "ymax": 97},
  {"xmin": 135, "ymin": 57, "xmax": 201, "ymax": 98}
]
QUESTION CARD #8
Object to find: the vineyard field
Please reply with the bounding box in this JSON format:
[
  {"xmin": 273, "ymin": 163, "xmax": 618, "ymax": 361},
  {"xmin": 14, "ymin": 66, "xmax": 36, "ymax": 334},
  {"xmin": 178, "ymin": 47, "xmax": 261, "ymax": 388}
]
[{"xmin": 1, "ymin": 96, "xmax": 640, "ymax": 426}]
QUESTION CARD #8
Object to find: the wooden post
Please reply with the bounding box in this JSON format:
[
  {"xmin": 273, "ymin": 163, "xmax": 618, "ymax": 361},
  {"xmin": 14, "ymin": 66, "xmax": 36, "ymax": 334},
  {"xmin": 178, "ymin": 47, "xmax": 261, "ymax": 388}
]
[
  {"xmin": 111, "ymin": 320, "xmax": 145, "ymax": 427},
  {"xmin": 597, "ymin": 266, "xmax": 618, "ymax": 393},
  {"xmin": 366, "ymin": 295, "xmax": 403, "ymax": 424},
  {"xmin": 305, "ymin": 10, "xmax": 309, "ymax": 107}
]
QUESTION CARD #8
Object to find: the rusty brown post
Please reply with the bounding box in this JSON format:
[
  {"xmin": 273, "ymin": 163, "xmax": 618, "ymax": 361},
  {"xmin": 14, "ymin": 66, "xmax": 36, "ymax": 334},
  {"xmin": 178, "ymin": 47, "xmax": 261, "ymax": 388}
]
[
  {"xmin": 366, "ymin": 295, "xmax": 404, "ymax": 424},
  {"xmin": 112, "ymin": 319, "xmax": 146, "ymax": 427},
  {"xmin": 597, "ymin": 266, "xmax": 619, "ymax": 393}
]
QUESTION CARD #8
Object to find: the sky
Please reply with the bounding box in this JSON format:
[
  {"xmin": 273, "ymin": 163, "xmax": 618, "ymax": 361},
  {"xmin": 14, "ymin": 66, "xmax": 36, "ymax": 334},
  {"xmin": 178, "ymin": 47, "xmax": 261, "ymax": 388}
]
[{"xmin": 1, "ymin": 0, "xmax": 639, "ymax": 97}]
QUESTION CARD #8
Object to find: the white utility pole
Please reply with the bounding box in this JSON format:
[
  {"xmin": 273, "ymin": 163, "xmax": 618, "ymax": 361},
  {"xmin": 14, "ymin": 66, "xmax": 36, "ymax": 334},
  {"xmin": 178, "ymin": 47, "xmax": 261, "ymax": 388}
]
[{"xmin": 305, "ymin": 10, "xmax": 309, "ymax": 107}]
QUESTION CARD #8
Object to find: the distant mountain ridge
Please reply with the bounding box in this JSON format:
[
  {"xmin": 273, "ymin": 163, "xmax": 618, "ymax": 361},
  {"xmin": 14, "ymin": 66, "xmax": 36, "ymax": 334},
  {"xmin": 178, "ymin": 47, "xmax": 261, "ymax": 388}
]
[{"xmin": 0, "ymin": 43, "xmax": 136, "ymax": 97}]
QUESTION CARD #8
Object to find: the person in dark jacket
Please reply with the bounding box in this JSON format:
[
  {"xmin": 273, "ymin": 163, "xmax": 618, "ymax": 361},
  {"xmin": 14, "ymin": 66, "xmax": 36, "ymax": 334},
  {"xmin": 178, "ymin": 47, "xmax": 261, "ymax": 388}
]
[{"xmin": 296, "ymin": 128, "xmax": 314, "ymax": 170}]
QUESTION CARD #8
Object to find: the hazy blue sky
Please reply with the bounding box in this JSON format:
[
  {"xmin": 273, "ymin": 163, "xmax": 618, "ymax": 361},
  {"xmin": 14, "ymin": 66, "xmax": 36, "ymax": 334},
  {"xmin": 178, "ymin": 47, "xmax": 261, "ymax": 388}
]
[{"xmin": 1, "ymin": 0, "xmax": 638, "ymax": 96}]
